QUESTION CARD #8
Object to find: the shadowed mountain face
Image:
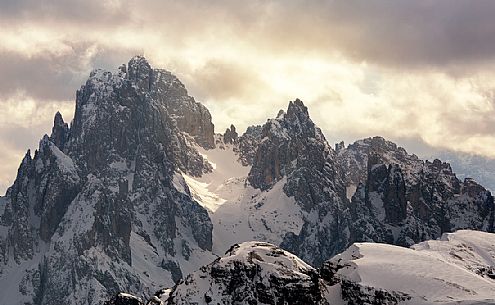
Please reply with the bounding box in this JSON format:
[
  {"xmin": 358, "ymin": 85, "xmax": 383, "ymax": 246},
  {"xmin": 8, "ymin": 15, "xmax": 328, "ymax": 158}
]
[
  {"xmin": 247, "ymin": 102, "xmax": 494, "ymax": 266},
  {"xmin": 0, "ymin": 56, "xmax": 215, "ymax": 305},
  {"xmin": 0, "ymin": 57, "xmax": 493, "ymax": 305},
  {"xmin": 427, "ymin": 150, "xmax": 495, "ymax": 192}
]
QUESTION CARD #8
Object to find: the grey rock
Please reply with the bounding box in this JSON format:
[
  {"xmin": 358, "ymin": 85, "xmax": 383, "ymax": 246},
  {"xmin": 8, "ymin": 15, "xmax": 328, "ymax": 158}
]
[
  {"xmin": 49, "ymin": 111, "xmax": 69, "ymax": 150},
  {"xmin": 0, "ymin": 56, "xmax": 215, "ymax": 305},
  {"xmin": 165, "ymin": 242, "xmax": 329, "ymax": 305},
  {"xmin": 248, "ymin": 101, "xmax": 494, "ymax": 266},
  {"xmin": 344, "ymin": 138, "xmax": 495, "ymax": 248},
  {"xmin": 223, "ymin": 124, "xmax": 238, "ymax": 145},
  {"xmin": 248, "ymin": 99, "xmax": 349, "ymax": 266},
  {"xmin": 235, "ymin": 125, "xmax": 262, "ymax": 166}
]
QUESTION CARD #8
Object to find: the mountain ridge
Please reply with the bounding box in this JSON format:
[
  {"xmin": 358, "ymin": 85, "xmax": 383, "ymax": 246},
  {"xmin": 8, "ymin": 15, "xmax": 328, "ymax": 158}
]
[
  {"xmin": 0, "ymin": 56, "xmax": 493, "ymax": 305},
  {"xmin": 107, "ymin": 230, "xmax": 495, "ymax": 305}
]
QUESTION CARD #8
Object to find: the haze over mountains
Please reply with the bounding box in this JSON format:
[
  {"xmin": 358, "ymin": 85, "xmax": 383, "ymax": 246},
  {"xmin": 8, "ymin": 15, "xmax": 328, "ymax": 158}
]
[{"xmin": 0, "ymin": 57, "xmax": 494, "ymax": 305}]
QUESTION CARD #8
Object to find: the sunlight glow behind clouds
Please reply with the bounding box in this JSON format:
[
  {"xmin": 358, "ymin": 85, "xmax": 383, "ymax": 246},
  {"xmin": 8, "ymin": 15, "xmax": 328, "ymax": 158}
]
[{"xmin": 0, "ymin": 0, "xmax": 495, "ymax": 194}]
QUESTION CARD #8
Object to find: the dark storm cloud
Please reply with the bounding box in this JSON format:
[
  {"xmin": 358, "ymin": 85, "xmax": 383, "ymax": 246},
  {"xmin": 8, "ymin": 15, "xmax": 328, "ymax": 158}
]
[
  {"xmin": 0, "ymin": 46, "xmax": 92, "ymax": 101},
  {"xmin": 0, "ymin": 44, "xmax": 139, "ymax": 101},
  {"xmin": 226, "ymin": 0, "xmax": 495, "ymax": 69},
  {"xmin": 3, "ymin": 0, "xmax": 495, "ymax": 68},
  {"xmin": 321, "ymin": 0, "xmax": 495, "ymax": 67},
  {"xmin": 0, "ymin": 0, "xmax": 129, "ymax": 25}
]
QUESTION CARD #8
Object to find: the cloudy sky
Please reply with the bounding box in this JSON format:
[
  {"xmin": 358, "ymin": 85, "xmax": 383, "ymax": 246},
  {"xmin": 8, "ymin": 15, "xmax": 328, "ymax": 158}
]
[{"xmin": 1, "ymin": 0, "xmax": 495, "ymax": 194}]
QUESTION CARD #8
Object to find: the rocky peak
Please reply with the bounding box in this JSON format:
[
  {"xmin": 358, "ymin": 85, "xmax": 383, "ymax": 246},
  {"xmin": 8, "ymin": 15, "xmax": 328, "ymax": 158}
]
[
  {"xmin": 223, "ymin": 124, "xmax": 238, "ymax": 144},
  {"xmin": 336, "ymin": 136, "xmax": 421, "ymax": 188},
  {"xmin": 249, "ymin": 99, "xmax": 331, "ymax": 190},
  {"xmin": 235, "ymin": 125, "xmax": 263, "ymax": 166},
  {"xmin": 286, "ymin": 98, "xmax": 308, "ymax": 117},
  {"xmin": 247, "ymin": 100, "xmax": 349, "ymax": 265},
  {"xmin": 21, "ymin": 149, "xmax": 32, "ymax": 166},
  {"xmin": 281, "ymin": 98, "xmax": 318, "ymax": 138},
  {"xmin": 335, "ymin": 141, "xmax": 345, "ymax": 152},
  {"xmin": 69, "ymin": 57, "xmax": 212, "ymax": 176},
  {"xmin": 50, "ymin": 111, "xmax": 69, "ymax": 150},
  {"xmin": 346, "ymin": 136, "xmax": 494, "ymax": 248},
  {"xmin": 127, "ymin": 55, "xmax": 153, "ymax": 90},
  {"xmin": 0, "ymin": 57, "xmax": 217, "ymax": 304}
]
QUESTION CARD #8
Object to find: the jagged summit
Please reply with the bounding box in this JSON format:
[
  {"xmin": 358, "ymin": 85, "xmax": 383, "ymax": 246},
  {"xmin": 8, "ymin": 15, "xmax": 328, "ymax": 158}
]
[
  {"xmin": 270, "ymin": 99, "xmax": 320, "ymax": 138},
  {"xmin": 0, "ymin": 57, "xmax": 219, "ymax": 305},
  {"xmin": 50, "ymin": 111, "xmax": 69, "ymax": 150},
  {"xmin": 53, "ymin": 111, "xmax": 64, "ymax": 126},
  {"xmin": 223, "ymin": 124, "xmax": 238, "ymax": 144},
  {"xmin": 286, "ymin": 98, "xmax": 308, "ymax": 116},
  {"xmin": 127, "ymin": 55, "xmax": 153, "ymax": 90},
  {"xmin": 1, "ymin": 58, "xmax": 494, "ymax": 305},
  {"xmin": 248, "ymin": 99, "xmax": 332, "ymax": 191},
  {"xmin": 74, "ymin": 56, "xmax": 215, "ymax": 149}
]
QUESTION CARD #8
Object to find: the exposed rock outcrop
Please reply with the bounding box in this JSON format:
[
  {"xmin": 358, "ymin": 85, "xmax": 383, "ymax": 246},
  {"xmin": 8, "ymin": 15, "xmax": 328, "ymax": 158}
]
[
  {"xmin": 343, "ymin": 138, "xmax": 495, "ymax": 247},
  {"xmin": 1, "ymin": 59, "xmax": 494, "ymax": 305},
  {"xmin": 248, "ymin": 99, "xmax": 349, "ymax": 266},
  {"xmin": 223, "ymin": 124, "xmax": 238, "ymax": 145},
  {"xmin": 247, "ymin": 101, "xmax": 494, "ymax": 266},
  {"xmin": 0, "ymin": 56, "xmax": 215, "ymax": 305},
  {"xmin": 235, "ymin": 125, "xmax": 263, "ymax": 166}
]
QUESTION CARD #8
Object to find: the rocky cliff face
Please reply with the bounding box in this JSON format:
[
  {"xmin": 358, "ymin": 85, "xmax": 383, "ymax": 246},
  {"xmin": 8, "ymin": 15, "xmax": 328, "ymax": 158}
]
[
  {"xmin": 246, "ymin": 99, "xmax": 350, "ymax": 266},
  {"xmin": 125, "ymin": 57, "xmax": 215, "ymax": 149},
  {"xmin": 430, "ymin": 150, "xmax": 495, "ymax": 192},
  {"xmin": 338, "ymin": 137, "xmax": 494, "ymax": 247},
  {"xmin": 1, "ymin": 57, "xmax": 494, "ymax": 305},
  {"xmin": 0, "ymin": 56, "xmax": 215, "ymax": 305},
  {"xmin": 234, "ymin": 125, "xmax": 263, "ymax": 166},
  {"xmin": 245, "ymin": 103, "xmax": 494, "ymax": 266}
]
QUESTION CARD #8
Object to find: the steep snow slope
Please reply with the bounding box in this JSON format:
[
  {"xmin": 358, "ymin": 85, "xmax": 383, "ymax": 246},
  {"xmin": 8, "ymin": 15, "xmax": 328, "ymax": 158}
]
[
  {"xmin": 182, "ymin": 135, "xmax": 304, "ymax": 255},
  {"xmin": 181, "ymin": 135, "xmax": 250, "ymax": 213},
  {"xmin": 212, "ymin": 177, "xmax": 304, "ymax": 255},
  {"xmin": 330, "ymin": 230, "xmax": 495, "ymax": 304}
]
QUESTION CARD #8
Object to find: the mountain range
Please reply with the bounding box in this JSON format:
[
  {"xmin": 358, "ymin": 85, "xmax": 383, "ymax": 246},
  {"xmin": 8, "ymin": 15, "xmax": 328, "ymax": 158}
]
[
  {"xmin": 0, "ymin": 56, "xmax": 493, "ymax": 305},
  {"xmin": 427, "ymin": 151, "xmax": 495, "ymax": 193}
]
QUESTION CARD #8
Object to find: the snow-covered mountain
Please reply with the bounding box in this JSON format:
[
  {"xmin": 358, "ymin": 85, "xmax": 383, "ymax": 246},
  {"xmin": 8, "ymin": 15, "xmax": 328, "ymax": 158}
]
[
  {"xmin": 0, "ymin": 57, "xmax": 216, "ymax": 305},
  {"xmin": 198, "ymin": 103, "xmax": 494, "ymax": 266},
  {"xmin": 0, "ymin": 56, "xmax": 494, "ymax": 304},
  {"xmin": 107, "ymin": 230, "xmax": 495, "ymax": 305},
  {"xmin": 336, "ymin": 137, "xmax": 494, "ymax": 249},
  {"xmin": 428, "ymin": 150, "xmax": 495, "ymax": 192}
]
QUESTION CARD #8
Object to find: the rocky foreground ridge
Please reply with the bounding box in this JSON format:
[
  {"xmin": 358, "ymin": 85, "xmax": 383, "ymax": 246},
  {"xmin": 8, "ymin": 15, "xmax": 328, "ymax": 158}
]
[
  {"xmin": 0, "ymin": 56, "xmax": 493, "ymax": 305},
  {"xmin": 105, "ymin": 230, "xmax": 495, "ymax": 305},
  {"xmin": 0, "ymin": 56, "xmax": 216, "ymax": 305}
]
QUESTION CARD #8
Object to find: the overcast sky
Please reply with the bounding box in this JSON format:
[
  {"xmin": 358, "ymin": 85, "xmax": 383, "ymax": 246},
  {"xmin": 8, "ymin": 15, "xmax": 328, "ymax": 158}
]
[{"xmin": 1, "ymin": 0, "xmax": 495, "ymax": 194}]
